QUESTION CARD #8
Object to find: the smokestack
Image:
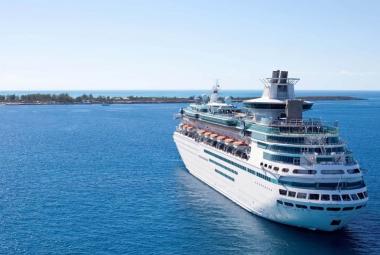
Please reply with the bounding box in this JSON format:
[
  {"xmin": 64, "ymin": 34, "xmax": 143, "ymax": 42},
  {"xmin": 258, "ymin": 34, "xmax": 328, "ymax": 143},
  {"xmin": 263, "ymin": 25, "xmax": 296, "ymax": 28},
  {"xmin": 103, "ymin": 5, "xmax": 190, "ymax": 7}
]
[
  {"xmin": 272, "ymin": 70, "xmax": 280, "ymax": 83},
  {"xmin": 280, "ymin": 71, "xmax": 288, "ymax": 84}
]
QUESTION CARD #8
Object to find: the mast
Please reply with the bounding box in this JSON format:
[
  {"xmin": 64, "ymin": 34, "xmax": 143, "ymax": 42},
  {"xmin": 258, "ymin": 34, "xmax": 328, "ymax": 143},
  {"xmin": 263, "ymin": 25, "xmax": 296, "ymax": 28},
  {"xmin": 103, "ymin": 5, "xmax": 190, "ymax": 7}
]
[{"xmin": 210, "ymin": 79, "xmax": 220, "ymax": 103}]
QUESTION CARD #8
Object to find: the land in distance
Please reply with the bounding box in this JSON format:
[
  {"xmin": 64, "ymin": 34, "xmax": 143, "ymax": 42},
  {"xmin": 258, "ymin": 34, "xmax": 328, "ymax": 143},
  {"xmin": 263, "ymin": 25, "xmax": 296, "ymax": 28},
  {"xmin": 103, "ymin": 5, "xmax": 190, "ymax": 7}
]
[{"xmin": 0, "ymin": 93, "xmax": 365, "ymax": 105}]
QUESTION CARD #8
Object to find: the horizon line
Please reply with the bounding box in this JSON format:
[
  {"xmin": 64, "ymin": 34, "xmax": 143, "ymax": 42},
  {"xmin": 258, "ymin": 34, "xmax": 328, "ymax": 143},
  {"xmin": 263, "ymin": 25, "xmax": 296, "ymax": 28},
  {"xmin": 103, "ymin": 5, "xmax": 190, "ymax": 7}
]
[{"xmin": 0, "ymin": 89, "xmax": 379, "ymax": 92}]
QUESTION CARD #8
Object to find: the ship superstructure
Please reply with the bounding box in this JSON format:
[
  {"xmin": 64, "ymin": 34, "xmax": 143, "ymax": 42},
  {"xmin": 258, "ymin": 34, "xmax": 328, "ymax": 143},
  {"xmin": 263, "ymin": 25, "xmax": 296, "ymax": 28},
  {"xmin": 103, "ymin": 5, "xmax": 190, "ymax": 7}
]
[{"xmin": 173, "ymin": 71, "xmax": 368, "ymax": 231}]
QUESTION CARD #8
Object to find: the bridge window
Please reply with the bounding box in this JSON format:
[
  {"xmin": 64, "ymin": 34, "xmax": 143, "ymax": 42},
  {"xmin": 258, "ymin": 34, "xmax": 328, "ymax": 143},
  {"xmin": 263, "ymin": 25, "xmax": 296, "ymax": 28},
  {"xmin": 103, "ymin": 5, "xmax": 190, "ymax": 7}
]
[
  {"xmin": 293, "ymin": 169, "xmax": 317, "ymax": 174},
  {"xmin": 321, "ymin": 170, "xmax": 345, "ymax": 174},
  {"xmin": 350, "ymin": 194, "xmax": 359, "ymax": 200},
  {"xmin": 288, "ymin": 191, "xmax": 296, "ymax": 197},
  {"xmin": 327, "ymin": 207, "xmax": 341, "ymax": 211},
  {"xmin": 321, "ymin": 194, "xmax": 330, "ymax": 201},
  {"xmin": 332, "ymin": 195, "xmax": 342, "ymax": 201},
  {"xmin": 296, "ymin": 193, "xmax": 307, "ymax": 199},
  {"xmin": 342, "ymin": 194, "xmax": 351, "ymax": 201},
  {"xmin": 279, "ymin": 189, "xmax": 287, "ymax": 195},
  {"xmin": 347, "ymin": 168, "xmax": 360, "ymax": 174},
  {"xmin": 309, "ymin": 194, "xmax": 319, "ymax": 200}
]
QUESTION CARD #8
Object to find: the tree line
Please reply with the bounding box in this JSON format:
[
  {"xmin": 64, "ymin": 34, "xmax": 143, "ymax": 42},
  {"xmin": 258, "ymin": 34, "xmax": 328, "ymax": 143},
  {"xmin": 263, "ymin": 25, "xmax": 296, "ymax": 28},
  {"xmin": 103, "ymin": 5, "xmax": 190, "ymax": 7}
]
[
  {"xmin": 0, "ymin": 93, "xmax": 116, "ymax": 103},
  {"xmin": 0, "ymin": 93, "xmax": 193, "ymax": 104}
]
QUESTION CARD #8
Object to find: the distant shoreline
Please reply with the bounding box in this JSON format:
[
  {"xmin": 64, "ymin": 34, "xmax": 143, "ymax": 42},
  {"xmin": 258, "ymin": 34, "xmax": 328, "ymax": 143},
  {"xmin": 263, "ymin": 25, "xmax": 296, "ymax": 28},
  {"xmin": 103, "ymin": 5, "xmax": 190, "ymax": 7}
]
[{"xmin": 0, "ymin": 93, "xmax": 365, "ymax": 106}]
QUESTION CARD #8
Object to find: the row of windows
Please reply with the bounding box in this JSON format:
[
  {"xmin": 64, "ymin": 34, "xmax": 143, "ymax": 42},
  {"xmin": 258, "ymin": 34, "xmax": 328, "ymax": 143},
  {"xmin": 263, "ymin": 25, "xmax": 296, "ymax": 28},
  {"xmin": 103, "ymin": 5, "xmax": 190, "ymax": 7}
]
[
  {"xmin": 277, "ymin": 200, "xmax": 366, "ymax": 211},
  {"xmin": 258, "ymin": 142, "xmax": 345, "ymax": 154},
  {"xmin": 266, "ymin": 135, "xmax": 305, "ymax": 144},
  {"xmin": 277, "ymin": 125, "xmax": 337, "ymax": 134},
  {"xmin": 215, "ymin": 169, "xmax": 235, "ymax": 182},
  {"xmin": 263, "ymin": 152, "xmax": 300, "ymax": 165},
  {"xmin": 260, "ymin": 162, "xmax": 360, "ymax": 175},
  {"xmin": 263, "ymin": 152, "xmax": 352, "ymax": 166},
  {"xmin": 261, "ymin": 162, "xmax": 288, "ymax": 172},
  {"xmin": 278, "ymin": 180, "xmax": 366, "ymax": 190},
  {"xmin": 265, "ymin": 135, "xmax": 340, "ymax": 145},
  {"xmin": 248, "ymin": 124, "xmax": 280, "ymax": 134},
  {"xmin": 293, "ymin": 169, "xmax": 317, "ymax": 174},
  {"xmin": 209, "ymin": 159, "xmax": 238, "ymax": 175},
  {"xmin": 279, "ymin": 189, "xmax": 368, "ymax": 201},
  {"xmin": 204, "ymin": 149, "xmax": 278, "ymax": 184}
]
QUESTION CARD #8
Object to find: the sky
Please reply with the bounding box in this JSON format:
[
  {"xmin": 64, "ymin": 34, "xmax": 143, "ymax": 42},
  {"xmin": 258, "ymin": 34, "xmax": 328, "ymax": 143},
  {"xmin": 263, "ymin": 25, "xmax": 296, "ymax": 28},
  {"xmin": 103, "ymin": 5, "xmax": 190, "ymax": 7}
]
[{"xmin": 0, "ymin": 0, "xmax": 379, "ymax": 90}]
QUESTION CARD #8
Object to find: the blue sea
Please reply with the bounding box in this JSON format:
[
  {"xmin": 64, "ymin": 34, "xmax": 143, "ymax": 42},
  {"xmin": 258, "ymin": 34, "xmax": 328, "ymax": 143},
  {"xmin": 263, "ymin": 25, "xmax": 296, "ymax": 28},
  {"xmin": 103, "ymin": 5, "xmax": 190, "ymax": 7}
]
[{"xmin": 0, "ymin": 91, "xmax": 379, "ymax": 254}]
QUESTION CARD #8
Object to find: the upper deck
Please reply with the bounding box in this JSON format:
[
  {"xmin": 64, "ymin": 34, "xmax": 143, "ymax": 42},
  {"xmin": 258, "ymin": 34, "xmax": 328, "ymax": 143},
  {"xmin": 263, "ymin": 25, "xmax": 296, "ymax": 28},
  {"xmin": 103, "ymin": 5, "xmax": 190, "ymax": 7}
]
[{"xmin": 246, "ymin": 117, "xmax": 339, "ymax": 136}]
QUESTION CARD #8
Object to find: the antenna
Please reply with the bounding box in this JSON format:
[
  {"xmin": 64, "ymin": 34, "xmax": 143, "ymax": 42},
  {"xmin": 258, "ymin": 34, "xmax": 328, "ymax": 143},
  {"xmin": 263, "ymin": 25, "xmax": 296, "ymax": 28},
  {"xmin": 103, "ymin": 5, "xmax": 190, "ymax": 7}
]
[{"xmin": 212, "ymin": 79, "xmax": 220, "ymax": 93}]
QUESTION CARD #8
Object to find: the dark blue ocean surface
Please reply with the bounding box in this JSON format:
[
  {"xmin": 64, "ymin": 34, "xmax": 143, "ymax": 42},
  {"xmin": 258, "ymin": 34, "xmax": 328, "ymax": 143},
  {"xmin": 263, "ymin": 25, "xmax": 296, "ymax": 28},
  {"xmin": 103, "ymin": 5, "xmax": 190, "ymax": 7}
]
[{"xmin": 0, "ymin": 92, "xmax": 379, "ymax": 254}]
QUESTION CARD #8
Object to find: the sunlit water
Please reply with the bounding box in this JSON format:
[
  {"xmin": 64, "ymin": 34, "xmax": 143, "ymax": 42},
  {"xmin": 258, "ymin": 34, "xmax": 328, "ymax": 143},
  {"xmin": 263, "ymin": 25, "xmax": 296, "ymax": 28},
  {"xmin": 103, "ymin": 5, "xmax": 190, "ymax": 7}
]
[{"xmin": 0, "ymin": 91, "xmax": 379, "ymax": 254}]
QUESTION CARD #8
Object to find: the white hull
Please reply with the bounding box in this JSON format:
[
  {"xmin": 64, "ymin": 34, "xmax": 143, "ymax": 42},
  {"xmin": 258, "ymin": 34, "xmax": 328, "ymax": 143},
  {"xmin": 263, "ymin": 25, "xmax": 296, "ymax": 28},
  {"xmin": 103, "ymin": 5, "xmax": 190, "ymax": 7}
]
[{"xmin": 173, "ymin": 132, "xmax": 362, "ymax": 231}]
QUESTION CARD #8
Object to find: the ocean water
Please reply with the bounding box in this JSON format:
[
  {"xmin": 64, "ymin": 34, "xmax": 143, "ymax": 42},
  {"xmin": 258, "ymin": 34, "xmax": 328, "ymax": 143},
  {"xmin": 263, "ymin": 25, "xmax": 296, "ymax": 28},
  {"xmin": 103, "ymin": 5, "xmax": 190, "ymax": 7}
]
[{"xmin": 0, "ymin": 91, "xmax": 379, "ymax": 254}]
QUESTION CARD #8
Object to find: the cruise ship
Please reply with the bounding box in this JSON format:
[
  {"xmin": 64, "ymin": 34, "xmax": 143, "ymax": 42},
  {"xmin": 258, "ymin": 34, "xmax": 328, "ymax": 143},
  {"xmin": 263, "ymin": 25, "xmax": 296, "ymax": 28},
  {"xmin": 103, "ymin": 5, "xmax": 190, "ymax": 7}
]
[{"xmin": 173, "ymin": 70, "xmax": 368, "ymax": 231}]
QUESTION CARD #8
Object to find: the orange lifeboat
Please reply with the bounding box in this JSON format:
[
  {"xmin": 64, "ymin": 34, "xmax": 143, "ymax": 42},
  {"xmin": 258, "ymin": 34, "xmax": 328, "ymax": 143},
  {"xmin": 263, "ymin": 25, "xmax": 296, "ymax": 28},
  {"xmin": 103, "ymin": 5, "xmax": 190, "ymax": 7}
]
[
  {"xmin": 197, "ymin": 129, "xmax": 206, "ymax": 135},
  {"xmin": 204, "ymin": 132, "xmax": 212, "ymax": 137},
  {"xmin": 233, "ymin": 141, "xmax": 247, "ymax": 147},
  {"xmin": 216, "ymin": 136, "xmax": 226, "ymax": 142},
  {"xmin": 210, "ymin": 133, "xmax": 218, "ymax": 139},
  {"xmin": 224, "ymin": 138, "xmax": 235, "ymax": 144}
]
